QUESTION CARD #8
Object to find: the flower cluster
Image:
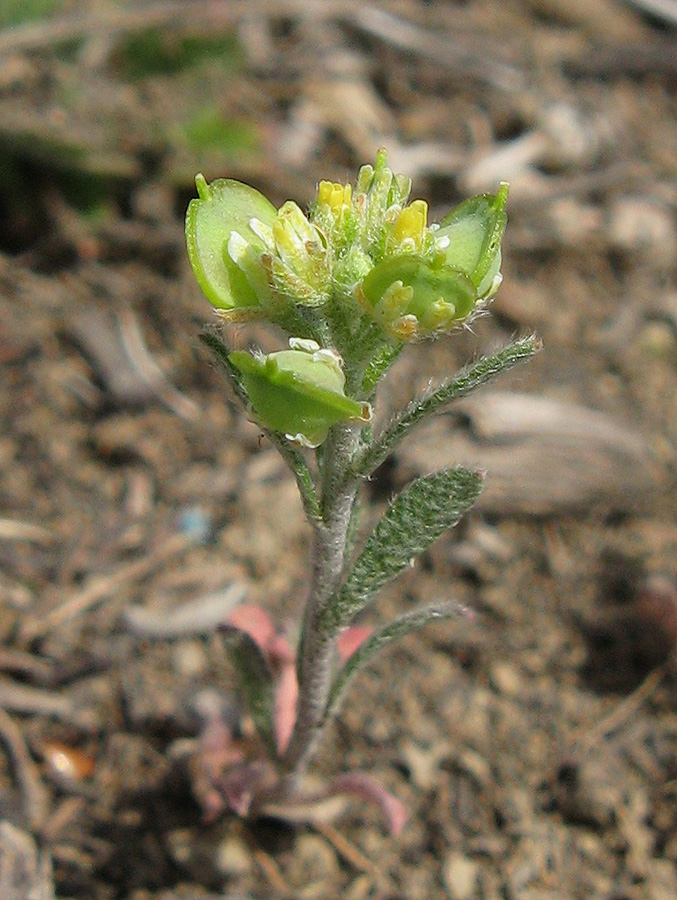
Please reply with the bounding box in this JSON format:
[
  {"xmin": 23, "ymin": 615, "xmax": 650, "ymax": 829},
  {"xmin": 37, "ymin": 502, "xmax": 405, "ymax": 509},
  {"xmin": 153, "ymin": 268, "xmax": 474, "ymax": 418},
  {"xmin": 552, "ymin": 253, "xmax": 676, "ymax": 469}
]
[{"xmin": 186, "ymin": 151, "xmax": 508, "ymax": 446}]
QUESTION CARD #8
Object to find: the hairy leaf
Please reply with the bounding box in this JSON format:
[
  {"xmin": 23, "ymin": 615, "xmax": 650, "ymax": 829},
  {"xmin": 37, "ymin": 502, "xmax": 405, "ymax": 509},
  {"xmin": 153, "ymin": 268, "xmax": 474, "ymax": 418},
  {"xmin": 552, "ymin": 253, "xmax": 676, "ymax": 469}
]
[
  {"xmin": 200, "ymin": 328, "xmax": 249, "ymax": 404},
  {"xmin": 327, "ymin": 772, "xmax": 408, "ymax": 836},
  {"xmin": 326, "ymin": 602, "xmax": 468, "ymax": 718},
  {"xmin": 351, "ymin": 335, "xmax": 541, "ymax": 478},
  {"xmin": 360, "ymin": 340, "xmax": 404, "ymax": 394},
  {"xmin": 327, "ymin": 467, "xmax": 483, "ymax": 629}
]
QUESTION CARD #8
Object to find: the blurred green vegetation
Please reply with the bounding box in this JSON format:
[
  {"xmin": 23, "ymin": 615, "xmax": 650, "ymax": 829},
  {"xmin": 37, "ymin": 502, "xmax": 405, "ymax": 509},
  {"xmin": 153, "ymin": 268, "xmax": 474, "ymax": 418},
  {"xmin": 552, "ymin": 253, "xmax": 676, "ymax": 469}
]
[
  {"xmin": 0, "ymin": 0, "xmax": 69, "ymax": 28},
  {"xmin": 115, "ymin": 28, "xmax": 243, "ymax": 80},
  {"xmin": 0, "ymin": 11, "xmax": 261, "ymax": 250},
  {"xmin": 178, "ymin": 107, "xmax": 258, "ymax": 157}
]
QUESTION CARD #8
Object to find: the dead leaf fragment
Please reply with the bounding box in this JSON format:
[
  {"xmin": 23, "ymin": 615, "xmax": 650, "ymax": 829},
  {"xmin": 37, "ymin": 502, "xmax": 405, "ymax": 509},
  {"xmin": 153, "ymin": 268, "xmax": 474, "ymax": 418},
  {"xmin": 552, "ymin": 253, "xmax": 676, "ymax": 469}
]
[{"xmin": 394, "ymin": 392, "xmax": 666, "ymax": 516}]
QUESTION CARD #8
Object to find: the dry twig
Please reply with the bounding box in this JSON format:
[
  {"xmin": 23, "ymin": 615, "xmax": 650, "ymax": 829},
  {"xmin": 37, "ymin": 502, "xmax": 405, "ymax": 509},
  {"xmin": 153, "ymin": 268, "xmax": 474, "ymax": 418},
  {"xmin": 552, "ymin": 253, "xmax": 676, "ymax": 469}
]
[
  {"xmin": 574, "ymin": 666, "xmax": 665, "ymax": 758},
  {"xmin": 22, "ymin": 532, "xmax": 194, "ymax": 640},
  {"xmin": 0, "ymin": 708, "xmax": 50, "ymax": 831}
]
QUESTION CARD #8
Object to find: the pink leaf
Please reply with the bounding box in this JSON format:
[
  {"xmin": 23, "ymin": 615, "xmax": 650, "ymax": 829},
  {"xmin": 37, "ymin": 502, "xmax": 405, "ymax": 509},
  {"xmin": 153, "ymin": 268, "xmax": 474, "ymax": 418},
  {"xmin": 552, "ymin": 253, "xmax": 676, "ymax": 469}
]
[
  {"xmin": 329, "ymin": 772, "xmax": 408, "ymax": 836},
  {"xmin": 192, "ymin": 714, "xmax": 245, "ymax": 822},
  {"xmin": 336, "ymin": 624, "xmax": 373, "ymax": 662},
  {"xmin": 274, "ymin": 661, "xmax": 298, "ymax": 755},
  {"xmin": 228, "ymin": 604, "xmax": 276, "ymax": 653},
  {"xmin": 268, "ymin": 631, "xmax": 296, "ymax": 665}
]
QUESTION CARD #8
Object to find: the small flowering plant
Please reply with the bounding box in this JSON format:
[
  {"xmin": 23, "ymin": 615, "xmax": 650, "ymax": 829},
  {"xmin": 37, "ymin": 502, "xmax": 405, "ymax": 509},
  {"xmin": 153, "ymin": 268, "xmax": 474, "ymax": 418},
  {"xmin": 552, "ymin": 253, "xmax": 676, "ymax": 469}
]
[{"xmin": 185, "ymin": 151, "xmax": 538, "ymax": 832}]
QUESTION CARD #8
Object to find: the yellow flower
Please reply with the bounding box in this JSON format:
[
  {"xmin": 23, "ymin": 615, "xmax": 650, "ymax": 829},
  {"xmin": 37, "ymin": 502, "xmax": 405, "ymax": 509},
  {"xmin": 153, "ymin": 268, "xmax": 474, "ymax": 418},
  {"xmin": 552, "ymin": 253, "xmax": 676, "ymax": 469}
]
[
  {"xmin": 389, "ymin": 200, "xmax": 428, "ymax": 253},
  {"xmin": 317, "ymin": 181, "xmax": 352, "ymax": 215}
]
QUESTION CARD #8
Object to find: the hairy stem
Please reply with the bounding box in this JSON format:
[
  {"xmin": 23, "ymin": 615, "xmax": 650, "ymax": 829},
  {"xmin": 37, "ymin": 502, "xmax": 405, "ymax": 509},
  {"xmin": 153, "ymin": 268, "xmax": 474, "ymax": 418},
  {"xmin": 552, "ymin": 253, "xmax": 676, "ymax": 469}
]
[{"xmin": 280, "ymin": 423, "xmax": 362, "ymax": 788}]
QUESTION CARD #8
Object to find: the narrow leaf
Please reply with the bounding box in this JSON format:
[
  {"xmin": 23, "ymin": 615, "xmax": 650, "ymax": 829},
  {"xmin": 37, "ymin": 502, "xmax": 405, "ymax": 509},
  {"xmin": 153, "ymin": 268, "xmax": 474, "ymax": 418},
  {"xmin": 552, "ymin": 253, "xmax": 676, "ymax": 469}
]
[
  {"xmin": 327, "ymin": 467, "xmax": 483, "ymax": 629},
  {"xmin": 274, "ymin": 661, "xmax": 298, "ymax": 755},
  {"xmin": 217, "ymin": 625, "xmax": 275, "ymax": 755},
  {"xmin": 199, "ymin": 328, "xmax": 249, "ymax": 405},
  {"xmin": 336, "ymin": 624, "xmax": 374, "ymax": 662},
  {"xmin": 269, "ymin": 437, "xmax": 321, "ymax": 521},
  {"xmin": 327, "ymin": 772, "xmax": 408, "ymax": 836},
  {"xmin": 326, "ymin": 602, "xmax": 468, "ymax": 718},
  {"xmin": 360, "ymin": 340, "xmax": 404, "ymax": 394},
  {"xmin": 352, "ymin": 335, "xmax": 541, "ymax": 478}
]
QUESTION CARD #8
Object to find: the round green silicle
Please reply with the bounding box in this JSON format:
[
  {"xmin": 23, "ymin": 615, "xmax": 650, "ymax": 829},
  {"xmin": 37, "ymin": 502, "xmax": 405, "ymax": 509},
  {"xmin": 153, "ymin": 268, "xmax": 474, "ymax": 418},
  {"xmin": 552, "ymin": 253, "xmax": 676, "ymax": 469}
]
[
  {"xmin": 434, "ymin": 183, "xmax": 508, "ymax": 299},
  {"xmin": 358, "ymin": 254, "xmax": 477, "ymax": 340},
  {"xmin": 228, "ymin": 339, "xmax": 372, "ymax": 448},
  {"xmin": 185, "ymin": 174, "xmax": 276, "ymax": 311}
]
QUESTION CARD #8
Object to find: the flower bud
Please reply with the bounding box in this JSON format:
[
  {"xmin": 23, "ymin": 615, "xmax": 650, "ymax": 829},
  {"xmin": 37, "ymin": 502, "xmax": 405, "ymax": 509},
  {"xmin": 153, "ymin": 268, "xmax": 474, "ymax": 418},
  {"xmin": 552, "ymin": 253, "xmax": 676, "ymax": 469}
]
[
  {"xmin": 185, "ymin": 175, "xmax": 276, "ymax": 313},
  {"xmin": 317, "ymin": 180, "xmax": 352, "ymax": 215},
  {"xmin": 388, "ymin": 200, "xmax": 429, "ymax": 255},
  {"xmin": 355, "ymin": 149, "xmax": 411, "ymax": 209},
  {"xmin": 228, "ymin": 339, "xmax": 372, "ymax": 448},
  {"xmin": 267, "ymin": 202, "xmax": 329, "ymax": 306},
  {"xmin": 434, "ymin": 183, "xmax": 508, "ymax": 300}
]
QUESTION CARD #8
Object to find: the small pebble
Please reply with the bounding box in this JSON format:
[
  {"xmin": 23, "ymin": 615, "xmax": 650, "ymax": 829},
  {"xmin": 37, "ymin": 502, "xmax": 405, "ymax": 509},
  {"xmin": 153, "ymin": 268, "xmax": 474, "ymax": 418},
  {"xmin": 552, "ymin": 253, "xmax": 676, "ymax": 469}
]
[
  {"xmin": 177, "ymin": 505, "xmax": 213, "ymax": 544},
  {"xmin": 216, "ymin": 834, "xmax": 252, "ymax": 877},
  {"xmin": 165, "ymin": 828, "xmax": 193, "ymax": 867},
  {"xmin": 286, "ymin": 833, "xmax": 338, "ymax": 898},
  {"xmin": 172, "ymin": 641, "xmax": 208, "ymax": 678},
  {"xmin": 639, "ymin": 321, "xmax": 675, "ymax": 359},
  {"xmin": 608, "ymin": 196, "xmax": 677, "ymax": 265},
  {"xmin": 443, "ymin": 851, "xmax": 480, "ymax": 900},
  {"xmin": 489, "ymin": 661, "xmax": 523, "ymax": 697},
  {"xmin": 399, "ymin": 738, "xmax": 448, "ymax": 791}
]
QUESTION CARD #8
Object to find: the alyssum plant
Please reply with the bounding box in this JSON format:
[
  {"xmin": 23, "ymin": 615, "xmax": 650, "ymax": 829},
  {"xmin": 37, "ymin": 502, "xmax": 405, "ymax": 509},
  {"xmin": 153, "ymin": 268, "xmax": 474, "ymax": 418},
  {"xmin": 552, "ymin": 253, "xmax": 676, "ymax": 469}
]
[{"xmin": 185, "ymin": 150, "xmax": 538, "ymax": 832}]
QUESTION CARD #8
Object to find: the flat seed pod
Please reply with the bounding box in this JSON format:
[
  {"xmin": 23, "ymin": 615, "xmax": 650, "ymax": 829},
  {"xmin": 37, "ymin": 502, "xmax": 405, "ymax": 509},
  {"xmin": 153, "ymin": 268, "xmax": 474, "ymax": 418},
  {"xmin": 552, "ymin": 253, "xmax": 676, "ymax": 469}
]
[
  {"xmin": 436, "ymin": 183, "xmax": 508, "ymax": 297},
  {"xmin": 359, "ymin": 255, "xmax": 477, "ymax": 338},
  {"xmin": 229, "ymin": 342, "xmax": 372, "ymax": 447},
  {"xmin": 185, "ymin": 175, "xmax": 276, "ymax": 310}
]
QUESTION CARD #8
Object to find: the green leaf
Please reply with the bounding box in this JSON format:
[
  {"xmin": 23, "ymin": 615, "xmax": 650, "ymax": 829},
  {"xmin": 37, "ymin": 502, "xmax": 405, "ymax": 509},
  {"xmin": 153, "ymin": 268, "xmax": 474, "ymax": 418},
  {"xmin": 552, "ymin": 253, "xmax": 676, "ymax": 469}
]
[
  {"xmin": 351, "ymin": 335, "xmax": 541, "ymax": 479},
  {"xmin": 326, "ymin": 467, "xmax": 483, "ymax": 630},
  {"xmin": 326, "ymin": 602, "xmax": 466, "ymax": 718},
  {"xmin": 360, "ymin": 341, "xmax": 404, "ymax": 394},
  {"xmin": 217, "ymin": 625, "xmax": 275, "ymax": 755},
  {"xmin": 199, "ymin": 328, "xmax": 249, "ymax": 403}
]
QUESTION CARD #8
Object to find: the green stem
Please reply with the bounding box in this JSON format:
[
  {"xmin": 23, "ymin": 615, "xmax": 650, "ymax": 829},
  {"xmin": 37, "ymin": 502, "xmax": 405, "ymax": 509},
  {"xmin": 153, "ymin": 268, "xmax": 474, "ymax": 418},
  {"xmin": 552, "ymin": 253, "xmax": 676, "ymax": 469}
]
[{"xmin": 267, "ymin": 434, "xmax": 321, "ymax": 522}]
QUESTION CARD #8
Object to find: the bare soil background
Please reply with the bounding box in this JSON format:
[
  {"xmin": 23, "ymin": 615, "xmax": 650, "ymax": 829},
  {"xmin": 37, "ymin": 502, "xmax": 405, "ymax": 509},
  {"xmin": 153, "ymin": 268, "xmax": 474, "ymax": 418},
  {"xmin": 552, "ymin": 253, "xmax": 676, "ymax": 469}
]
[{"xmin": 0, "ymin": 2, "xmax": 676, "ymax": 898}]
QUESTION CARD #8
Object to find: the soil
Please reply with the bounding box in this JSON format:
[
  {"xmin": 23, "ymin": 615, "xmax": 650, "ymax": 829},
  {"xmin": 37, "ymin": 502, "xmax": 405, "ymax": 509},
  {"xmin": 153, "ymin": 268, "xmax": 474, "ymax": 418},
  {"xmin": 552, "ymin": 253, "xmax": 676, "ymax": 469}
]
[{"xmin": 0, "ymin": 2, "xmax": 676, "ymax": 899}]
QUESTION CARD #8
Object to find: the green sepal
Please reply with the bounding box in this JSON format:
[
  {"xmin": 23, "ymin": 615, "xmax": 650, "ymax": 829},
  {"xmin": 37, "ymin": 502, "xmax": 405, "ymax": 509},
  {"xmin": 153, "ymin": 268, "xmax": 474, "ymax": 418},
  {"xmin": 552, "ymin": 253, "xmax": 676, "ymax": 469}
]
[
  {"xmin": 217, "ymin": 625, "xmax": 275, "ymax": 755},
  {"xmin": 327, "ymin": 467, "xmax": 484, "ymax": 630},
  {"xmin": 185, "ymin": 174, "xmax": 276, "ymax": 310},
  {"xmin": 228, "ymin": 342, "xmax": 372, "ymax": 448},
  {"xmin": 326, "ymin": 602, "xmax": 465, "ymax": 719},
  {"xmin": 436, "ymin": 183, "xmax": 508, "ymax": 297}
]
